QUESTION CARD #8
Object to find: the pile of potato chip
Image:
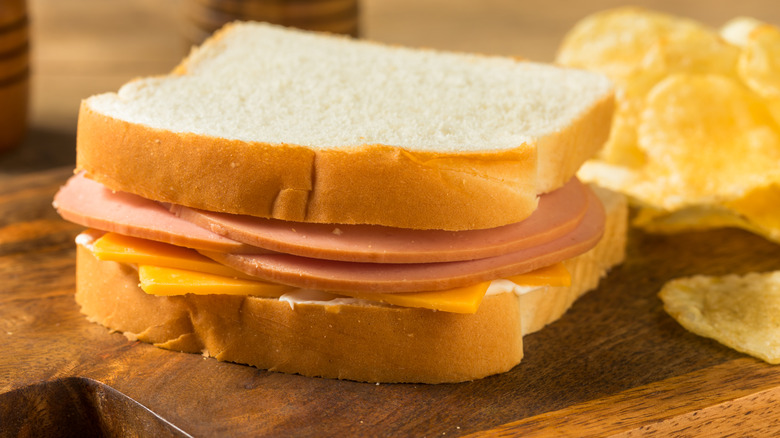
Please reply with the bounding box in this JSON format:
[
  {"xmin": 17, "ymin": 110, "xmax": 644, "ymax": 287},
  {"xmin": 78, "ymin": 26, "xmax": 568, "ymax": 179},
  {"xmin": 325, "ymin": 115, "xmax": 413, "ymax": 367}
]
[
  {"xmin": 558, "ymin": 8, "xmax": 780, "ymax": 364},
  {"xmin": 557, "ymin": 8, "xmax": 780, "ymax": 243}
]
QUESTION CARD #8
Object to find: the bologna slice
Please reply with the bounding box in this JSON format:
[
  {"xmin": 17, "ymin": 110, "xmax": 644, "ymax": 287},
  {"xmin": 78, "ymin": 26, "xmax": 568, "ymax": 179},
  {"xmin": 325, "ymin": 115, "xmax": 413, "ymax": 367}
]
[
  {"xmin": 201, "ymin": 187, "xmax": 605, "ymax": 293},
  {"xmin": 53, "ymin": 173, "xmax": 259, "ymax": 253},
  {"xmin": 171, "ymin": 178, "xmax": 589, "ymax": 263}
]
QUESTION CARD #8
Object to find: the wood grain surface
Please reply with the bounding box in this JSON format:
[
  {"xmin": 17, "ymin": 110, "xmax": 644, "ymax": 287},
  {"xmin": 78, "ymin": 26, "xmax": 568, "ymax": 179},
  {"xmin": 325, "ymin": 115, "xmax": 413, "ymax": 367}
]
[{"xmin": 4, "ymin": 0, "xmax": 780, "ymax": 436}]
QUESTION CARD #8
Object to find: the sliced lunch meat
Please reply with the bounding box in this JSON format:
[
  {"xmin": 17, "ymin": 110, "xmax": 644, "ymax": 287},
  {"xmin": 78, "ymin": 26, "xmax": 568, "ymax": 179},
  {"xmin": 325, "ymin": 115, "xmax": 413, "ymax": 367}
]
[
  {"xmin": 171, "ymin": 178, "xmax": 589, "ymax": 263},
  {"xmin": 201, "ymin": 186, "xmax": 606, "ymax": 293},
  {"xmin": 53, "ymin": 173, "xmax": 260, "ymax": 253}
]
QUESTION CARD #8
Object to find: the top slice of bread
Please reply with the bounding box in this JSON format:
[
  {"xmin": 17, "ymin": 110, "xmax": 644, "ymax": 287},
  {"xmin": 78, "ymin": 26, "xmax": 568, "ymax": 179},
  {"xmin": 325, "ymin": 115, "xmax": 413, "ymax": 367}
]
[{"xmin": 76, "ymin": 22, "xmax": 614, "ymax": 230}]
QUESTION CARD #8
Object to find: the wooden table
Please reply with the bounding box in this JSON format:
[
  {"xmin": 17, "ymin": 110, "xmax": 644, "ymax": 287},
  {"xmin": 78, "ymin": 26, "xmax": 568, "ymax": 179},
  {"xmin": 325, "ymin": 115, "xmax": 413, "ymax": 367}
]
[{"xmin": 3, "ymin": 1, "xmax": 780, "ymax": 436}]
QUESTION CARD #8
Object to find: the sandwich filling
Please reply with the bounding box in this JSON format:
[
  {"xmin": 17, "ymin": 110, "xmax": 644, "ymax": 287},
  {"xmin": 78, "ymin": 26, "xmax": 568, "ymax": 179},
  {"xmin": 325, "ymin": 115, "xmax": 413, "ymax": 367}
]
[{"xmin": 54, "ymin": 172, "xmax": 605, "ymax": 314}]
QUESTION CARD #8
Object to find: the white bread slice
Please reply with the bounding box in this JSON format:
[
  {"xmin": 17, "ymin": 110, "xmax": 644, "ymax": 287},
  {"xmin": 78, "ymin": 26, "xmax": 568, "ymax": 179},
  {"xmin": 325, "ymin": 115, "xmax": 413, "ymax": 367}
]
[
  {"xmin": 74, "ymin": 186, "xmax": 626, "ymax": 384},
  {"xmin": 76, "ymin": 22, "xmax": 614, "ymax": 230}
]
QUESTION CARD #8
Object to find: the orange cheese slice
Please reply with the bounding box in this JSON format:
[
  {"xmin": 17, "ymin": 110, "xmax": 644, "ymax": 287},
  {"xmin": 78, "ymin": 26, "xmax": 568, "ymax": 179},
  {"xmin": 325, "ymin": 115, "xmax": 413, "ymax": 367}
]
[
  {"xmin": 88, "ymin": 232, "xmax": 571, "ymax": 313},
  {"xmin": 92, "ymin": 232, "xmax": 257, "ymax": 280},
  {"xmin": 138, "ymin": 265, "xmax": 292, "ymax": 297},
  {"xmin": 335, "ymin": 283, "xmax": 490, "ymax": 314},
  {"xmin": 505, "ymin": 262, "xmax": 571, "ymax": 287}
]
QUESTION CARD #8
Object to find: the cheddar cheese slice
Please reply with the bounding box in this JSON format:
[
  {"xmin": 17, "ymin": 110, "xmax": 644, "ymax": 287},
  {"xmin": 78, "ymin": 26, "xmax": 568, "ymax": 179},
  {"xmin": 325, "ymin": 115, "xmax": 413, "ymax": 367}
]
[
  {"xmin": 138, "ymin": 265, "xmax": 292, "ymax": 297},
  {"xmin": 506, "ymin": 262, "xmax": 571, "ymax": 287},
  {"xmin": 336, "ymin": 283, "xmax": 490, "ymax": 314},
  {"xmin": 88, "ymin": 232, "xmax": 571, "ymax": 314},
  {"xmin": 92, "ymin": 232, "xmax": 257, "ymax": 280}
]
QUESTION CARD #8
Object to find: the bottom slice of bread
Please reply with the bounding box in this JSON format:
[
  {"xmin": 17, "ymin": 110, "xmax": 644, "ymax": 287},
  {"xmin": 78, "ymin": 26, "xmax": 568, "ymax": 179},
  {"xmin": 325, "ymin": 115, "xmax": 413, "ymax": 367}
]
[{"xmin": 74, "ymin": 186, "xmax": 627, "ymax": 383}]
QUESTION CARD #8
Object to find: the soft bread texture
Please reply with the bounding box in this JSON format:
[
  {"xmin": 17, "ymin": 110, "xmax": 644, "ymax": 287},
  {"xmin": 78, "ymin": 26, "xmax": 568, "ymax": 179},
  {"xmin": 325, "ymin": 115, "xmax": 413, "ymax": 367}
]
[
  {"xmin": 518, "ymin": 185, "xmax": 627, "ymax": 335},
  {"xmin": 76, "ymin": 22, "xmax": 614, "ymax": 230},
  {"xmin": 74, "ymin": 187, "xmax": 627, "ymax": 383}
]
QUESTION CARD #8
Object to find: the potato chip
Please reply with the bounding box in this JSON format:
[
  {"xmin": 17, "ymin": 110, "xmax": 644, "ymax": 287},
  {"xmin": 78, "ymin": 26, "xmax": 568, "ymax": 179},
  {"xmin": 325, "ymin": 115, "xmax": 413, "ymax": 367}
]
[
  {"xmin": 638, "ymin": 73, "xmax": 780, "ymax": 209},
  {"xmin": 556, "ymin": 7, "xmax": 679, "ymax": 81},
  {"xmin": 641, "ymin": 22, "xmax": 739, "ymax": 79},
  {"xmin": 631, "ymin": 183, "xmax": 780, "ymax": 244},
  {"xmin": 767, "ymin": 100, "xmax": 780, "ymax": 128},
  {"xmin": 558, "ymin": 7, "xmax": 739, "ymax": 169},
  {"xmin": 599, "ymin": 95, "xmax": 645, "ymax": 167},
  {"xmin": 577, "ymin": 157, "xmax": 642, "ymax": 195},
  {"xmin": 633, "ymin": 205, "xmax": 769, "ymax": 239},
  {"xmin": 737, "ymin": 23, "xmax": 780, "ymax": 99},
  {"xmin": 725, "ymin": 184, "xmax": 780, "ymax": 242},
  {"xmin": 557, "ymin": 7, "xmax": 734, "ymax": 81},
  {"xmin": 736, "ymin": 23, "xmax": 780, "ymax": 128},
  {"xmin": 720, "ymin": 17, "xmax": 765, "ymax": 47},
  {"xmin": 660, "ymin": 271, "xmax": 780, "ymax": 364},
  {"xmin": 721, "ymin": 18, "xmax": 780, "ymax": 155}
]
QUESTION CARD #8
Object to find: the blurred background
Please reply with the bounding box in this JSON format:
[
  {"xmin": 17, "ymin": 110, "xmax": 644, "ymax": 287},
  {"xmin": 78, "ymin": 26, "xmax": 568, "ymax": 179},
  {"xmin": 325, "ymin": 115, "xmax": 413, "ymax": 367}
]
[{"xmin": 3, "ymin": 0, "xmax": 780, "ymax": 172}]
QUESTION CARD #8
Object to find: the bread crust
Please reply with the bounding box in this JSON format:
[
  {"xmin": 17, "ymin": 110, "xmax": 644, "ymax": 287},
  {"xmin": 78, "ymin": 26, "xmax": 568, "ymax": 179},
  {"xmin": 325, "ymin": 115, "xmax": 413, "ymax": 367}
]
[
  {"xmin": 77, "ymin": 103, "xmax": 544, "ymax": 230},
  {"xmin": 74, "ymin": 187, "xmax": 626, "ymax": 383},
  {"xmin": 536, "ymin": 94, "xmax": 614, "ymax": 194},
  {"xmin": 76, "ymin": 244, "xmax": 524, "ymax": 383},
  {"xmin": 76, "ymin": 93, "xmax": 613, "ymax": 230}
]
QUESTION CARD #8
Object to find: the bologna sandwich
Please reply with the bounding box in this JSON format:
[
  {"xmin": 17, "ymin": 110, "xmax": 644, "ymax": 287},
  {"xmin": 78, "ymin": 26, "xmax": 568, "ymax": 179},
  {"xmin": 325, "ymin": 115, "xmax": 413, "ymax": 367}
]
[{"xmin": 54, "ymin": 22, "xmax": 626, "ymax": 383}]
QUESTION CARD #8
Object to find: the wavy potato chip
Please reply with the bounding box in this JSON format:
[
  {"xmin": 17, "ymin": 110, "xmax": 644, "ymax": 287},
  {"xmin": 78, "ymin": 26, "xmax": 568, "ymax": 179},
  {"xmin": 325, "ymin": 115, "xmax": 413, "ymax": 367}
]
[
  {"xmin": 557, "ymin": 7, "xmax": 736, "ymax": 82},
  {"xmin": 660, "ymin": 271, "xmax": 780, "ymax": 364},
  {"xmin": 630, "ymin": 184, "xmax": 780, "ymax": 244},
  {"xmin": 601, "ymin": 96, "xmax": 645, "ymax": 167},
  {"xmin": 721, "ymin": 18, "xmax": 780, "ymax": 148},
  {"xmin": 556, "ymin": 7, "xmax": 679, "ymax": 81},
  {"xmin": 638, "ymin": 74, "xmax": 780, "ymax": 209},
  {"xmin": 725, "ymin": 184, "xmax": 780, "ymax": 242},
  {"xmin": 737, "ymin": 23, "xmax": 780, "ymax": 98},
  {"xmin": 721, "ymin": 16, "xmax": 765, "ymax": 47},
  {"xmin": 633, "ymin": 204, "xmax": 772, "ymax": 239},
  {"xmin": 558, "ymin": 7, "xmax": 739, "ymax": 168},
  {"xmin": 736, "ymin": 22, "xmax": 780, "ymax": 128}
]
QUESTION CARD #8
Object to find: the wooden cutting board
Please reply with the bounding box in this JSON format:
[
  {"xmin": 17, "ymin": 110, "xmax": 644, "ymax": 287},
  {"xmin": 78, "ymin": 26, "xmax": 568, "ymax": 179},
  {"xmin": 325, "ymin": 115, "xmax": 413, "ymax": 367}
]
[{"xmin": 3, "ymin": 166, "xmax": 780, "ymax": 437}]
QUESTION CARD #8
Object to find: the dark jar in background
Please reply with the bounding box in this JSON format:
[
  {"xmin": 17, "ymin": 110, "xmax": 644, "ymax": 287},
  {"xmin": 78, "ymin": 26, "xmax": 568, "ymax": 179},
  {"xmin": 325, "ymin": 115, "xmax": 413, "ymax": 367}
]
[
  {"xmin": 0, "ymin": 0, "xmax": 29, "ymax": 151},
  {"xmin": 182, "ymin": 0, "xmax": 360, "ymax": 45}
]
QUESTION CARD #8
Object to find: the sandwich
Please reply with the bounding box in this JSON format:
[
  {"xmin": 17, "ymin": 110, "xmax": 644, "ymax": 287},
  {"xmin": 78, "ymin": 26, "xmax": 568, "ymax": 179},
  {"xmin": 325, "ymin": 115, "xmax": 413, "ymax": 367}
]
[{"xmin": 53, "ymin": 22, "xmax": 626, "ymax": 383}]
